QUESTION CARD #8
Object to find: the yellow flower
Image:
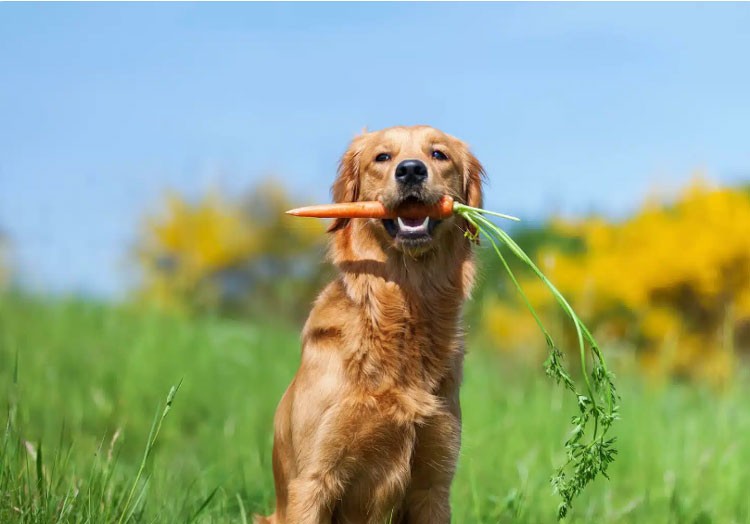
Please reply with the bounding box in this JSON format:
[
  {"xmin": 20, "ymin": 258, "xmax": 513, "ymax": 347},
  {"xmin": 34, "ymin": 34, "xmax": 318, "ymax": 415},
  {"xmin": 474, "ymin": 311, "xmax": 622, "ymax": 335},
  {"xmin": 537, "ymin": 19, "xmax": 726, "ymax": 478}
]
[
  {"xmin": 483, "ymin": 177, "xmax": 750, "ymax": 384},
  {"xmin": 134, "ymin": 182, "xmax": 325, "ymax": 314}
]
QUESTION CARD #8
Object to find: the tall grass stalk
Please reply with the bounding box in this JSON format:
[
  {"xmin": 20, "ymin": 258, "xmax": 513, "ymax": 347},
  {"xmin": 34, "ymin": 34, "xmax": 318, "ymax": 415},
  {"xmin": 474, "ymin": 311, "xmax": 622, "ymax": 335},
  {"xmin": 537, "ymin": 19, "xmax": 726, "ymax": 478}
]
[{"xmin": 117, "ymin": 381, "xmax": 182, "ymax": 524}]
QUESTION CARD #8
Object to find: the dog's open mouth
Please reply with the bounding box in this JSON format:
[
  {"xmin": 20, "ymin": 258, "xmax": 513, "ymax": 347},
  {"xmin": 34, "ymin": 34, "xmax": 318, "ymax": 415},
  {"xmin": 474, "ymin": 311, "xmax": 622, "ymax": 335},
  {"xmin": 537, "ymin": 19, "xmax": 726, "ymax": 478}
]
[{"xmin": 382, "ymin": 197, "xmax": 442, "ymax": 243}]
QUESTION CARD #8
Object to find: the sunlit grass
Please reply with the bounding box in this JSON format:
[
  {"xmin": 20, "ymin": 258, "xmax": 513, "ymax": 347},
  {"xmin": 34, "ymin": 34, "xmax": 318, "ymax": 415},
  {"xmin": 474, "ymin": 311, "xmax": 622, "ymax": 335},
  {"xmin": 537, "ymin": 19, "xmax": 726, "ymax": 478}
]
[{"xmin": 1, "ymin": 294, "xmax": 749, "ymax": 522}]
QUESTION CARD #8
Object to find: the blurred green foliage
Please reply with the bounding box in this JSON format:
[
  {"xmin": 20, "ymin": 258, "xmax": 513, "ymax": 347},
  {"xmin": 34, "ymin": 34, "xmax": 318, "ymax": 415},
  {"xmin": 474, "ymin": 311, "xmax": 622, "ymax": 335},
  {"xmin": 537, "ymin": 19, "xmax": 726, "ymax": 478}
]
[
  {"xmin": 0, "ymin": 231, "xmax": 9, "ymax": 289},
  {"xmin": 2, "ymin": 294, "xmax": 749, "ymax": 523}
]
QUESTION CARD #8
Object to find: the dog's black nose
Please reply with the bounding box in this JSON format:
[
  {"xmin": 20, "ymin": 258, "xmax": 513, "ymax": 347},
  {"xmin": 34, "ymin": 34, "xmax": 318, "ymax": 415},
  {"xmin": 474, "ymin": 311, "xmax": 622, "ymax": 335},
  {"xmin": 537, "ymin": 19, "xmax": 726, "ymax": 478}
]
[{"xmin": 395, "ymin": 159, "xmax": 428, "ymax": 186}]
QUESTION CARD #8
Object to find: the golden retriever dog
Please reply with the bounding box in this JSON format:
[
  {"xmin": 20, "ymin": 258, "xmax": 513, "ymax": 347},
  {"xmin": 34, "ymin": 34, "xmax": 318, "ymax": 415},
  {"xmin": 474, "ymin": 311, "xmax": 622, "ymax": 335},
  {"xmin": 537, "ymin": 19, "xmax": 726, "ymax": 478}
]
[{"xmin": 256, "ymin": 125, "xmax": 484, "ymax": 524}]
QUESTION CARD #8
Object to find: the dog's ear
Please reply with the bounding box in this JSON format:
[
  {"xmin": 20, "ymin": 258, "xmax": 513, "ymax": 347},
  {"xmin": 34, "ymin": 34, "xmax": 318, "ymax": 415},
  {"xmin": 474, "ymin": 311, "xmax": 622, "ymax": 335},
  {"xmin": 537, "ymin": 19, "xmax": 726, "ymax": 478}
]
[
  {"xmin": 328, "ymin": 136, "xmax": 364, "ymax": 233},
  {"xmin": 464, "ymin": 150, "xmax": 485, "ymax": 209},
  {"xmin": 463, "ymin": 148, "xmax": 486, "ymax": 239}
]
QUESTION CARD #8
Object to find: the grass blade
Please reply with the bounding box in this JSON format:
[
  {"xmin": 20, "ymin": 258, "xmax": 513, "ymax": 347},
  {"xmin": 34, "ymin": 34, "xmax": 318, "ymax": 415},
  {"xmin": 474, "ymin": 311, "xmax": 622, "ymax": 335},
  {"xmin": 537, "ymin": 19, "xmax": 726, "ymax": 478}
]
[
  {"xmin": 236, "ymin": 494, "xmax": 248, "ymax": 524},
  {"xmin": 117, "ymin": 381, "xmax": 182, "ymax": 524},
  {"xmin": 186, "ymin": 486, "xmax": 219, "ymax": 523}
]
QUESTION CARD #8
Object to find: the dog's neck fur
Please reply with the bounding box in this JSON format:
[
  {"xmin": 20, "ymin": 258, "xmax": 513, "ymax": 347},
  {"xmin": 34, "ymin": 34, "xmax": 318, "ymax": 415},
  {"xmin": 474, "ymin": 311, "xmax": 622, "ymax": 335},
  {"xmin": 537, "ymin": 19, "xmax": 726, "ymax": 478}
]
[{"xmin": 327, "ymin": 220, "xmax": 476, "ymax": 394}]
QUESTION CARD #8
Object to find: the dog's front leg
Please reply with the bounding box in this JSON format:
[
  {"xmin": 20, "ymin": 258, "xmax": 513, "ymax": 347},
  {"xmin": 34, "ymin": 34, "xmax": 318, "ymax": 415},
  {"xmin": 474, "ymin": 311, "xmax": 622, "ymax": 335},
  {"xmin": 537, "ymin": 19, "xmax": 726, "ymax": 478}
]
[
  {"xmin": 283, "ymin": 475, "xmax": 337, "ymax": 524},
  {"xmin": 395, "ymin": 387, "xmax": 461, "ymax": 524}
]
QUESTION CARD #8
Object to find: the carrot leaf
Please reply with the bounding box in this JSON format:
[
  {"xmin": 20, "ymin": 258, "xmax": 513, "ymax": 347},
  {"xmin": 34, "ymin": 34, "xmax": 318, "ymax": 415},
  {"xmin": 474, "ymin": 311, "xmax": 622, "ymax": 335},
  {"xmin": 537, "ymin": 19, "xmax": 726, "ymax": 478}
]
[{"xmin": 455, "ymin": 202, "xmax": 619, "ymax": 520}]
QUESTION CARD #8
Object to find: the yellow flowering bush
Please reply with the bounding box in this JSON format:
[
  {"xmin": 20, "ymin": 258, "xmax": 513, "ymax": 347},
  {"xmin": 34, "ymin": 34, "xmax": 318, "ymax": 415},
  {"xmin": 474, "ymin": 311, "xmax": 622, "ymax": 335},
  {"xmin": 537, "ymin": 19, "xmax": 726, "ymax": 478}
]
[
  {"xmin": 481, "ymin": 180, "xmax": 750, "ymax": 383},
  {"xmin": 135, "ymin": 181, "xmax": 326, "ymax": 316}
]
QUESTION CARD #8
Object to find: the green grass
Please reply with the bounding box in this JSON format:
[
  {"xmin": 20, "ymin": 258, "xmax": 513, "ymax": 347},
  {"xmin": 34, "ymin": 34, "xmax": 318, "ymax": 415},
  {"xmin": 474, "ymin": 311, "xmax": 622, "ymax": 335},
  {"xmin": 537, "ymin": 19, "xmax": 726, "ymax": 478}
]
[{"xmin": 1, "ymin": 294, "xmax": 749, "ymax": 523}]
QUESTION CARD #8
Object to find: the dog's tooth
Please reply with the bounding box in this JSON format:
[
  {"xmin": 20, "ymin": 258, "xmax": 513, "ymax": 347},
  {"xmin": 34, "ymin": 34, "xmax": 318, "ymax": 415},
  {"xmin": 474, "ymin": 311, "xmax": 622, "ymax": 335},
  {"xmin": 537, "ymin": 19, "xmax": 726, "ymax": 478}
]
[{"xmin": 396, "ymin": 216, "xmax": 429, "ymax": 233}]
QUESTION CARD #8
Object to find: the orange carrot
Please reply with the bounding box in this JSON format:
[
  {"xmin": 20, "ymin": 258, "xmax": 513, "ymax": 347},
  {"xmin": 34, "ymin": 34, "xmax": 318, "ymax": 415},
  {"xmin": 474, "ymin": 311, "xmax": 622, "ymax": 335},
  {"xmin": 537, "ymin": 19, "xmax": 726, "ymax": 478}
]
[{"xmin": 286, "ymin": 195, "xmax": 455, "ymax": 220}]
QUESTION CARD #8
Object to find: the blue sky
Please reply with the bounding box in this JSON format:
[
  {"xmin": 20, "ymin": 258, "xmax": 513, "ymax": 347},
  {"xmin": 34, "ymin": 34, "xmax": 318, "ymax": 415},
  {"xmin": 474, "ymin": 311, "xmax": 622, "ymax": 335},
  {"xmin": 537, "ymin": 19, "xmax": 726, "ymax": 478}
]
[{"xmin": 1, "ymin": 3, "xmax": 749, "ymax": 297}]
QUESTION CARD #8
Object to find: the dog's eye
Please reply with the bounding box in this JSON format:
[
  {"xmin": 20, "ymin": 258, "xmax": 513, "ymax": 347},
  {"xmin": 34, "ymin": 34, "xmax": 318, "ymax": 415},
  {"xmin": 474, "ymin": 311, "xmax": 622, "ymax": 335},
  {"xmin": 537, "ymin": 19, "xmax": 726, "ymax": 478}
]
[
  {"xmin": 375, "ymin": 153, "xmax": 391, "ymax": 162},
  {"xmin": 431, "ymin": 150, "xmax": 449, "ymax": 161}
]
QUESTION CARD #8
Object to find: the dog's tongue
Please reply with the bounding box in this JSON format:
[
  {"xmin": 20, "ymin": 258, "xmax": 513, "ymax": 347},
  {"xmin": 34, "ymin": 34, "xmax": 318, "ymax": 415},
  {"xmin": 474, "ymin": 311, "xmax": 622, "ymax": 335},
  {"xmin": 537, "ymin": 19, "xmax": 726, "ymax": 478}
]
[{"xmin": 401, "ymin": 217, "xmax": 425, "ymax": 227}]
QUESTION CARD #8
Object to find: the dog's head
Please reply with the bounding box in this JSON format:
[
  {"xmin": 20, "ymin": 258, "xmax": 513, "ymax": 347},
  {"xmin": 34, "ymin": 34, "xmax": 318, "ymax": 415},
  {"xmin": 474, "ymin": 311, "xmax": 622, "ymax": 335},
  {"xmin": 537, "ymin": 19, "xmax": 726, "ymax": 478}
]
[{"xmin": 329, "ymin": 125, "xmax": 484, "ymax": 256}]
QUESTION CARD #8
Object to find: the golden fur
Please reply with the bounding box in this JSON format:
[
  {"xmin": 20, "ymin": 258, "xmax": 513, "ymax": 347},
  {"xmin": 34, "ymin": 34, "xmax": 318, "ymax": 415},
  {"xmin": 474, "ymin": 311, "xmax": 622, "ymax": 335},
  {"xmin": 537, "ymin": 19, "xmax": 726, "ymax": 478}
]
[{"xmin": 256, "ymin": 125, "xmax": 484, "ymax": 523}]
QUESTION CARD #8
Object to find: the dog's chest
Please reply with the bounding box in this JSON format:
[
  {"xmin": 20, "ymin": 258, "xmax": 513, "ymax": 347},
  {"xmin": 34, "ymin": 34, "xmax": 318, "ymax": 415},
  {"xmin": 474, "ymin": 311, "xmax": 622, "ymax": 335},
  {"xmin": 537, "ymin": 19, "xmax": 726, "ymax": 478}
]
[{"xmin": 351, "ymin": 279, "xmax": 464, "ymax": 392}]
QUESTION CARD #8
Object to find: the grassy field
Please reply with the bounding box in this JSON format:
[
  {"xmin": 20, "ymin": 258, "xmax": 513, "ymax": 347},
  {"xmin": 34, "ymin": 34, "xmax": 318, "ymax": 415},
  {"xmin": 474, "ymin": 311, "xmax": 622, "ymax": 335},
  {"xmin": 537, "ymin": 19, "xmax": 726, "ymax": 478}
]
[{"xmin": 1, "ymin": 294, "xmax": 749, "ymax": 523}]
